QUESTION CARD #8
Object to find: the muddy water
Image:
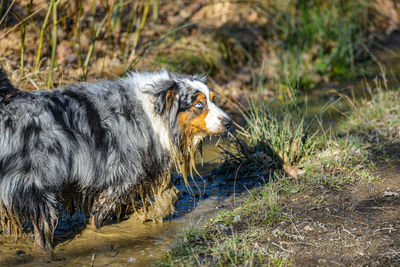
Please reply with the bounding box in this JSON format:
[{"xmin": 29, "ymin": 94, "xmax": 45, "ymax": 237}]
[{"xmin": 0, "ymin": 140, "xmax": 264, "ymax": 266}]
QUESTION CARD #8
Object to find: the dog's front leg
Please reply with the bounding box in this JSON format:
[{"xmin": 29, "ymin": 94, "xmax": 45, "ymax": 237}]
[
  {"xmin": 90, "ymin": 192, "xmax": 118, "ymax": 229},
  {"xmin": 32, "ymin": 219, "xmax": 55, "ymax": 250},
  {"xmin": 32, "ymin": 220, "xmax": 55, "ymax": 250},
  {"xmin": 30, "ymin": 191, "xmax": 59, "ymax": 250}
]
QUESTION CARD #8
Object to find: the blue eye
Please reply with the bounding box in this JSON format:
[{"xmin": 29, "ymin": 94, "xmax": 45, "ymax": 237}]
[{"xmin": 194, "ymin": 102, "xmax": 203, "ymax": 109}]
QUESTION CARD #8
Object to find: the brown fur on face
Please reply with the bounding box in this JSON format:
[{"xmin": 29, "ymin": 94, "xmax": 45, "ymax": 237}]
[
  {"xmin": 176, "ymin": 93, "xmax": 212, "ymax": 187},
  {"xmin": 178, "ymin": 93, "xmax": 210, "ymax": 147}
]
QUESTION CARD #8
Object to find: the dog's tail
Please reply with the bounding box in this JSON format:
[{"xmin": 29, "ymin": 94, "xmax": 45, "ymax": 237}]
[{"xmin": 0, "ymin": 66, "xmax": 19, "ymax": 99}]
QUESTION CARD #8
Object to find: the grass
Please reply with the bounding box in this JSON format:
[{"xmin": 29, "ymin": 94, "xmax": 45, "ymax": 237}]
[
  {"xmin": 219, "ymin": 79, "xmax": 318, "ymax": 178},
  {"xmin": 341, "ymin": 77, "xmax": 400, "ymax": 138},
  {"xmin": 159, "ymin": 77, "xmax": 400, "ymax": 266},
  {"xmin": 0, "ymin": 1, "xmax": 399, "ymax": 263},
  {"xmin": 269, "ymin": 0, "xmax": 370, "ymax": 87},
  {"xmin": 159, "ymin": 175, "xmax": 292, "ymax": 266},
  {"xmin": 1, "ymin": 0, "xmax": 161, "ymax": 87}
]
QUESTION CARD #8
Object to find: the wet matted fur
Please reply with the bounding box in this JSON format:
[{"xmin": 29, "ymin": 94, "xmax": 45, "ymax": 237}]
[{"xmin": 0, "ymin": 68, "xmax": 232, "ymax": 249}]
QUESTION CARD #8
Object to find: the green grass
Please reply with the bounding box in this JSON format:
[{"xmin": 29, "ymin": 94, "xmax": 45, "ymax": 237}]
[
  {"xmin": 159, "ymin": 174, "xmax": 292, "ymax": 266},
  {"xmin": 159, "ymin": 79, "xmax": 400, "ymax": 266},
  {"xmin": 341, "ymin": 83, "xmax": 400, "ymax": 138},
  {"xmin": 269, "ymin": 0, "xmax": 370, "ymax": 87},
  {"xmin": 159, "ymin": 182, "xmax": 290, "ymax": 266},
  {"xmin": 219, "ymin": 81, "xmax": 318, "ymax": 178}
]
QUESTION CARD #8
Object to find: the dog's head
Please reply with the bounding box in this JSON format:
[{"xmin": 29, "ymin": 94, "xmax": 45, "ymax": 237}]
[{"xmin": 151, "ymin": 73, "xmax": 232, "ymax": 184}]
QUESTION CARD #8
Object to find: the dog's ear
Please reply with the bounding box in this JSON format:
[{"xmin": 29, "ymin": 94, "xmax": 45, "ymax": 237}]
[{"xmin": 154, "ymin": 80, "xmax": 179, "ymax": 115}]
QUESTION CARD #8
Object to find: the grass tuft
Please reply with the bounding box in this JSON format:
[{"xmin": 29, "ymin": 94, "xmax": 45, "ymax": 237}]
[{"xmin": 220, "ymin": 81, "xmax": 317, "ymax": 178}]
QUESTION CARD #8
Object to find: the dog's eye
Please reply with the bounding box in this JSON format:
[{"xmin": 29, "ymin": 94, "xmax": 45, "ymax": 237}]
[{"xmin": 194, "ymin": 102, "xmax": 204, "ymax": 109}]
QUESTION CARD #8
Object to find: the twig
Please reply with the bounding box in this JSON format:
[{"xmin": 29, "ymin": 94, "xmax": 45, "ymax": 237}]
[
  {"xmin": 271, "ymin": 241, "xmax": 293, "ymax": 253},
  {"xmin": 90, "ymin": 253, "xmax": 95, "ymax": 266},
  {"xmin": 290, "ymin": 218, "xmax": 303, "ymax": 238},
  {"xmin": 0, "ymin": 0, "xmax": 15, "ymax": 26},
  {"xmin": 330, "ymin": 214, "xmax": 368, "ymax": 226},
  {"xmin": 373, "ymin": 227, "xmax": 396, "ymax": 233},
  {"xmin": 27, "ymin": 77, "xmax": 39, "ymax": 90},
  {"xmin": 342, "ymin": 226, "xmax": 355, "ymax": 238}
]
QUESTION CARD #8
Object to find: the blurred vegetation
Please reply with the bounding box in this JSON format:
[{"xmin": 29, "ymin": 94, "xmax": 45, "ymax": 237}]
[{"xmin": 0, "ymin": 0, "xmax": 399, "ymax": 94}]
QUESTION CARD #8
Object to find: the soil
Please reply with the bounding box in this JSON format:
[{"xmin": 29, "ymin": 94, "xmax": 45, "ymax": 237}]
[{"xmin": 267, "ymin": 163, "xmax": 400, "ymax": 266}]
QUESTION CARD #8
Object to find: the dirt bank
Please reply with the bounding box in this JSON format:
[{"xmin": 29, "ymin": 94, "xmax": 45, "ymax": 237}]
[{"xmin": 263, "ymin": 163, "xmax": 400, "ymax": 266}]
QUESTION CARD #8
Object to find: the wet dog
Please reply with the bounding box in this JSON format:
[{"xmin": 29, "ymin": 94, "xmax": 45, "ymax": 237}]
[{"xmin": 0, "ymin": 68, "xmax": 232, "ymax": 249}]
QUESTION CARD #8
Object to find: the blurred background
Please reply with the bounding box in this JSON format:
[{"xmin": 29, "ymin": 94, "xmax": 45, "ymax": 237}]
[{"xmin": 0, "ymin": 0, "xmax": 399, "ymax": 103}]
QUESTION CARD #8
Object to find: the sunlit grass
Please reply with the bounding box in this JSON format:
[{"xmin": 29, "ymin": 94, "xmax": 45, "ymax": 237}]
[
  {"xmin": 155, "ymin": 0, "xmax": 373, "ymax": 88},
  {"xmin": 219, "ymin": 78, "xmax": 318, "ymax": 178}
]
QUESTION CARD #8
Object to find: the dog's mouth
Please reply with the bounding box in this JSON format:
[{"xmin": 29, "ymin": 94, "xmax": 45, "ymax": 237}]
[
  {"xmin": 212, "ymin": 127, "xmax": 232, "ymax": 136},
  {"xmin": 210, "ymin": 118, "xmax": 233, "ymax": 136}
]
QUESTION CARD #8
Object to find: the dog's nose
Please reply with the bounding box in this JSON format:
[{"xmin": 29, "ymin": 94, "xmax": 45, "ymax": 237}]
[{"xmin": 222, "ymin": 118, "xmax": 233, "ymax": 129}]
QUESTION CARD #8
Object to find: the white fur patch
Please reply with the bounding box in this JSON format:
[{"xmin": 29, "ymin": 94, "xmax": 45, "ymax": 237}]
[
  {"xmin": 124, "ymin": 71, "xmax": 174, "ymax": 152},
  {"xmin": 185, "ymin": 80, "xmax": 230, "ymax": 134}
]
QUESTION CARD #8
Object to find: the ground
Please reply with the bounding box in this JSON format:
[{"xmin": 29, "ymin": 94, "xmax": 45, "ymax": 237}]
[{"xmin": 268, "ymin": 163, "xmax": 400, "ymax": 266}]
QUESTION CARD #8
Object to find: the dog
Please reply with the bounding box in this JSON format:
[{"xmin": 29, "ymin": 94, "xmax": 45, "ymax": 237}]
[{"xmin": 0, "ymin": 68, "xmax": 232, "ymax": 249}]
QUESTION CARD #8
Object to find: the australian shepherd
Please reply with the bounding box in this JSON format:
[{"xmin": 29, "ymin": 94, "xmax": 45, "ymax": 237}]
[{"xmin": 0, "ymin": 68, "xmax": 232, "ymax": 249}]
